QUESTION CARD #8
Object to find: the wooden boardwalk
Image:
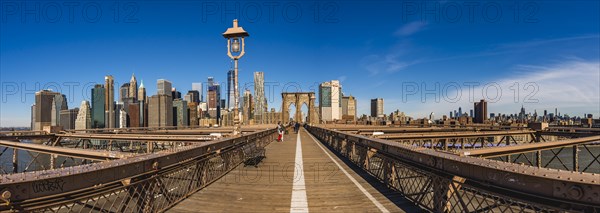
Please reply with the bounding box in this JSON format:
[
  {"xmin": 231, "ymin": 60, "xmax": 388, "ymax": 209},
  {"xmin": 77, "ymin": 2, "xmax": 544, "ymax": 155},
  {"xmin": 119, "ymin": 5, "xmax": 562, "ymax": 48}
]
[{"xmin": 169, "ymin": 128, "xmax": 419, "ymax": 212}]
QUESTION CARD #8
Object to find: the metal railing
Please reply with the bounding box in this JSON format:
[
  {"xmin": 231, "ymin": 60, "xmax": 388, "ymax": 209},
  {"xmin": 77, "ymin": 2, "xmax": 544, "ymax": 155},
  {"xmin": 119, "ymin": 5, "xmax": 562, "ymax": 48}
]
[
  {"xmin": 456, "ymin": 136, "xmax": 600, "ymax": 173},
  {"xmin": 0, "ymin": 128, "xmax": 277, "ymax": 212},
  {"xmin": 306, "ymin": 125, "xmax": 600, "ymax": 212}
]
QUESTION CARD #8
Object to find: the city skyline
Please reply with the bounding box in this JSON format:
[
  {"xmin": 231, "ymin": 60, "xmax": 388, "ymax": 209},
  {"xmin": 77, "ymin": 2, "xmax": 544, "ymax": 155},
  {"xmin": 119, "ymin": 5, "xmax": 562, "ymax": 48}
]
[
  {"xmin": 2, "ymin": 69, "xmax": 600, "ymax": 127},
  {"xmin": 2, "ymin": 1, "xmax": 599, "ymax": 127},
  {"xmin": 19, "ymin": 72, "xmax": 596, "ymax": 128}
]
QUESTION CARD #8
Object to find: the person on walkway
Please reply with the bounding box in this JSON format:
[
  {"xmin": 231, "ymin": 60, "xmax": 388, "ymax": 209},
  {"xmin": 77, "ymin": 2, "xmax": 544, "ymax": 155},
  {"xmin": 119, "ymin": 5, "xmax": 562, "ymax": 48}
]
[
  {"xmin": 294, "ymin": 122, "xmax": 300, "ymax": 133},
  {"xmin": 277, "ymin": 122, "xmax": 284, "ymax": 142}
]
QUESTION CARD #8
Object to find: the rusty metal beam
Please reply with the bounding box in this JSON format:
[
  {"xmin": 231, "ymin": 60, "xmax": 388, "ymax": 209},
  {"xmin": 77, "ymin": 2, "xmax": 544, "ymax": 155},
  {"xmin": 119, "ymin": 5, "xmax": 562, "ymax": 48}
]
[
  {"xmin": 539, "ymin": 131, "xmax": 599, "ymax": 138},
  {"xmin": 458, "ymin": 136, "xmax": 600, "ymax": 158},
  {"xmin": 0, "ymin": 135, "xmax": 54, "ymax": 141},
  {"xmin": 547, "ymin": 127, "xmax": 600, "ymax": 132},
  {"xmin": 63, "ymin": 125, "xmax": 276, "ymax": 134},
  {"xmin": 0, "ymin": 140, "xmax": 133, "ymax": 161},
  {"xmin": 375, "ymin": 130, "xmax": 535, "ymax": 139},
  {"xmin": 319, "ymin": 124, "xmax": 528, "ymax": 130},
  {"xmin": 356, "ymin": 128, "xmax": 488, "ymax": 135},
  {"xmin": 0, "ymin": 131, "xmax": 53, "ymax": 141},
  {"xmin": 56, "ymin": 133, "xmax": 217, "ymax": 142},
  {"xmin": 136, "ymin": 126, "xmax": 275, "ymax": 134},
  {"xmin": 0, "ymin": 131, "xmax": 49, "ymax": 136}
]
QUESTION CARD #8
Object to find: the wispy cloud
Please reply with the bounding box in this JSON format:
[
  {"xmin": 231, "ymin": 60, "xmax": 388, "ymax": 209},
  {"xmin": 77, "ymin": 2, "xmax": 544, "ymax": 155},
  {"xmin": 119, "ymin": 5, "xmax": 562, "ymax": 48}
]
[
  {"xmin": 394, "ymin": 21, "xmax": 428, "ymax": 36},
  {"xmin": 421, "ymin": 34, "xmax": 600, "ymax": 64},
  {"xmin": 360, "ymin": 34, "xmax": 599, "ymax": 77},
  {"xmin": 495, "ymin": 34, "xmax": 600, "ymax": 50},
  {"xmin": 360, "ymin": 54, "xmax": 420, "ymax": 76},
  {"xmin": 404, "ymin": 60, "xmax": 600, "ymax": 118},
  {"xmin": 360, "ymin": 22, "xmax": 428, "ymax": 76}
]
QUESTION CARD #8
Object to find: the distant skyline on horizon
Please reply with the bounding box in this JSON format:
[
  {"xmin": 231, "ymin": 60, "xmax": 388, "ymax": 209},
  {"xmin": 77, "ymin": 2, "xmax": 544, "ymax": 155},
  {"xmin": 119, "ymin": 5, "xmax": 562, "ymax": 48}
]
[{"xmin": 1, "ymin": 1, "xmax": 599, "ymax": 127}]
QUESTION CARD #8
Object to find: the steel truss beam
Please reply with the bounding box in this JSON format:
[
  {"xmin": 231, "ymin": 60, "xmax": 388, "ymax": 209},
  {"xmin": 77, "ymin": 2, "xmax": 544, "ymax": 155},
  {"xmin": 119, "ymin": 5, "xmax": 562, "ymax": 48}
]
[{"xmin": 0, "ymin": 140, "xmax": 132, "ymax": 161}]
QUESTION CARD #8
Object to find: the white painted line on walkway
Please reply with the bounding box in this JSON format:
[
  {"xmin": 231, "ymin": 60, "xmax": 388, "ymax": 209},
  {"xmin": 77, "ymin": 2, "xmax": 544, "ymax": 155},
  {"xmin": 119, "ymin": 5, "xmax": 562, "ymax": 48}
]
[
  {"xmin": 291, "ymin": 132, "xmax": 309, "ymax": 213},
  {"xmin": 304, "ymin": 129, "xmax": 390, "ymax": 213}
]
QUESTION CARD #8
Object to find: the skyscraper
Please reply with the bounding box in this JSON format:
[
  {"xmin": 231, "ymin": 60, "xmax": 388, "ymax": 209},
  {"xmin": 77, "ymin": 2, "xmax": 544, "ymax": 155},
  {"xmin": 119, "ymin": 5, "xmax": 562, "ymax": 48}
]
[
  {"xmin": 119, "ymin": 107, "xmax": 127, "ymax": 128},
  {"xmin": 149, "ymin": 80, "xmax": 174, "ymax": 127},
  {"xmin": 157, "ymin": 79, "xmax": 172, "ymax": 97},
  {"xmin": 198, "ymin": 102, "xmax": 207, "ymax": 118},
  {"xmin": 188, "ymin": 102, "xmax": 198, "ymax": 127},
  {"xmin": 186, "ymin": 90, "xmax": 200, "ymax": 104},
  {"xmin": 207, "ymin": 77, "xmax": 221, "ymax": 120},
  {"xmin": 215, "ymin": 84, "xmax": 221, "ymax": 107},
  {"xmin": 148, "ymin": 94, "xmax": 173, "ymax": 127},
  {"xmin": 370, "ymin": 98, "xmax": 384, "ymax": 118},
  {"xmin": 253, "ymin": 72, "xmax": 265, "ymax": 124},
  {"xmin": 120, "ymin": 83, "xmax": 130, "ymax": 103},
  {"xmin": 183, "ymin": 94, "xmax": 192, "ymax": 103},
  {"xmin": 342, "ymin": 95, "xmax": 357, "ymax": 121},
  {"xmin": 227, "ymin": 70, "xmax": 235, "ymax": 110},
  {"xmin": 474, "ymin": 99, "xmax": 488, "ymax": 123},
  {"xmin": 115, "ymin": 103, "xmax": 124, "ymax": 128},
  {"xmin": 319, "ymin": 80, "xmax": 342, "ymax": 122},
  {"xmin": 138, "ymin": 80, "xmax": 147, "ymax": 103},
  {"xmin": 173, "ymin": 99, "xmax": 189, "ymax": 127},
  {"xmin": 105, "ymin": 75, "xmax": 115, "ymax": 128},
  {"xmin": 172, "ymin": 87, "xmax": 182, "ymax": 99},
  {"xmin": 31, "ymin": 104, "xmax": 36, "ymax": 130},
  {"xmin": 208, "ymin": 77, "xmax": 221, "ymax": 103},
  {"xmin": 129, "ymin": 74, "xmax": 138, "ymax": 101},
  {"xmin": 33, "ymin": 90, "xmax": 60, "ymax": 130},
  {"xmin": 140, "ymin": 100, "xmax": 148, "ymax": 127},
  {"xmin": 60, "ymin": 108, "xmax": 79, "ymax": 130},
  {"xmin": 91, "ymin": 84, "xmax": 105, "ymax": 128},
  {"xmin": 192, "ymin": 82, "xmax": 203, "ymax": 102},
  {"xmin": 75, "ymin": 101, "xmax": 91, "ymax": 130},
  {"xmin": 51, "ymin": 94, "xmax": 67, "ymax": 127},
  {"xmin": 51, "ymin": 100, "xmax": 57, "ymax": 127},
  {"xmin": 208, "ymin": 85, "xmax": 219, "ymax": 118},
  {"xmin": 243, "ymin": 89, "xmax": 253, "ymax": 124},
  {"xmin": 128, "ymin": 102, "xmax": 141, "ymax": 127},
  {"xmin": 208, "ymin": 77, "xmax": 214, "ymax": 86},
  {"xmin": 137, "ymin": 81, "xmax": 147, "ymax": 127}
]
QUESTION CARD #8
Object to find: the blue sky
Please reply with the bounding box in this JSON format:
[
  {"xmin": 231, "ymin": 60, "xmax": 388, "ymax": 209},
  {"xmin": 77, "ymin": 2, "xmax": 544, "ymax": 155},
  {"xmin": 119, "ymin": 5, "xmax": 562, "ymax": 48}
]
[{"xmin": 1, "ymin": 0, "xmax": 599, "ymax": 127}]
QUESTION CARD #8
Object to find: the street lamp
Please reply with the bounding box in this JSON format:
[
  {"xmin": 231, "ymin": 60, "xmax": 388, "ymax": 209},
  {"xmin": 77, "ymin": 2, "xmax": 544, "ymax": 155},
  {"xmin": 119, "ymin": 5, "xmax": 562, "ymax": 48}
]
[{"xmin": 223, "ymin": 19, "xmax": 249, "ymax": 136}]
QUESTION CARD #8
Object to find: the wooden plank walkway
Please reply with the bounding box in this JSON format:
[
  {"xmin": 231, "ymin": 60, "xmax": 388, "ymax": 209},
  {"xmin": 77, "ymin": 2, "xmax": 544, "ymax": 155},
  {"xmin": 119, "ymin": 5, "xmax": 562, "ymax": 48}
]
[{"xmin": 169, "ymin": 128, "xmax": 419, "ymax": 212}]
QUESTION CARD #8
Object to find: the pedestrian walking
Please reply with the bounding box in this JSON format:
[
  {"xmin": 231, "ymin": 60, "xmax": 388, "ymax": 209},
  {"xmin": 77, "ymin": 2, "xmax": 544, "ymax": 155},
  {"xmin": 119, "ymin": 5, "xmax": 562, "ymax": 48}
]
[
  {"xmin": 294, "ymin": 122, "xmax": 300, "ymax": 133},
  {"xmin": 277, "ymin": 122, "xmax": 284, "ymax": 142}
]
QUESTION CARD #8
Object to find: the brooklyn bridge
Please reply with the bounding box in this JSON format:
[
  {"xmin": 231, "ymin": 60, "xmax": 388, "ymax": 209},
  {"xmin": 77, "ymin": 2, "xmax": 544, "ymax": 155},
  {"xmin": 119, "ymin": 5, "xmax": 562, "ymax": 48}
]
[{"xmin": 0, "ymin": 119, "xmax": 599, "ymax": 212}]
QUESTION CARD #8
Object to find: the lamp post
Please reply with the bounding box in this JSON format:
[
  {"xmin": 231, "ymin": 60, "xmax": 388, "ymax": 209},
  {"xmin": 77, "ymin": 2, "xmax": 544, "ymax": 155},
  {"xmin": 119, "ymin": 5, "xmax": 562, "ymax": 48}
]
[{"xmin": 223, "ymin": 19, "xmax": 249, "ymax": 136}]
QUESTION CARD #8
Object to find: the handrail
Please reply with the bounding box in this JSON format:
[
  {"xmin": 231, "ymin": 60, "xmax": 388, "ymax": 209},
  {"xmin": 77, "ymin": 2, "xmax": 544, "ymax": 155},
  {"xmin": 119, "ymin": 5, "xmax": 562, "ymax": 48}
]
[
  {"xmin": 0, "ymin": 128, "xmax": 277, "ymax": 211},
  {"xmin": 306, "ymin": 125, "xmax": 600, "ymax": 212}
]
